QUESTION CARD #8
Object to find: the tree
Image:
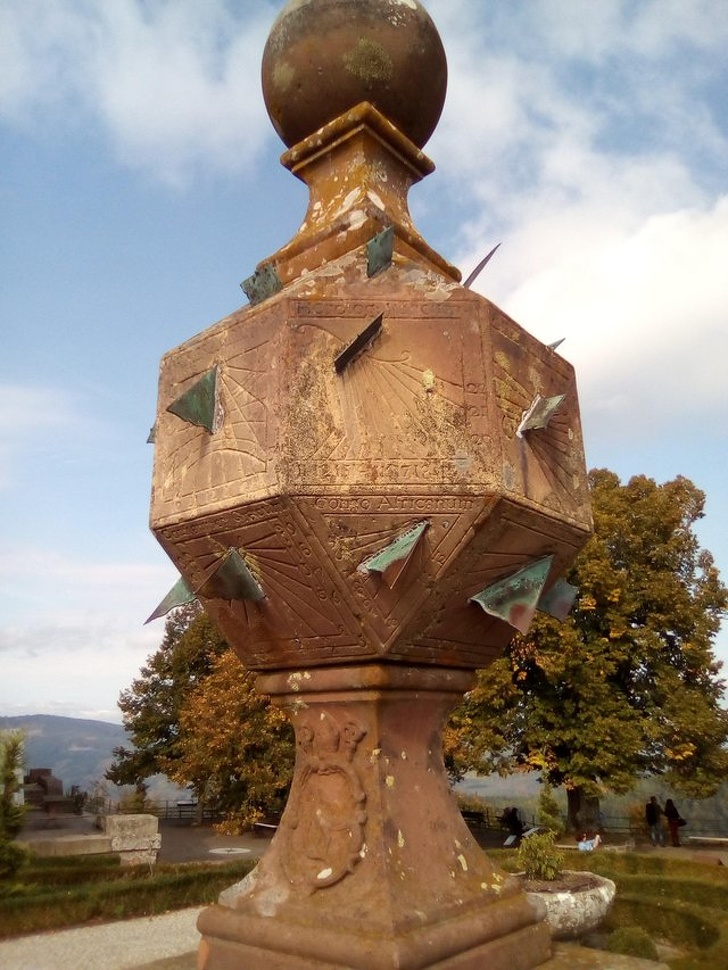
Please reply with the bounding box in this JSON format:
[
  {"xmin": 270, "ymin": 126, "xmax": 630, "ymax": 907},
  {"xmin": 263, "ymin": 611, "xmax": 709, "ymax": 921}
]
[
  {"xmin": 107, "ymin": 604, "xmax": 295, "ymax": 829},
  {"xmin": 106, "ymin": 603, "xmax": 228, "ymax": 789},
  {"xmin": 169, "ymin": 650, "xmax": 295, "ymax": 831},
  {"xmin": 451, "ymin": 469, "xmax": 728, "ymax": 831},
  {"xmin": 0, "ymin": 731, "xmax": 27, "ymax": 881}
]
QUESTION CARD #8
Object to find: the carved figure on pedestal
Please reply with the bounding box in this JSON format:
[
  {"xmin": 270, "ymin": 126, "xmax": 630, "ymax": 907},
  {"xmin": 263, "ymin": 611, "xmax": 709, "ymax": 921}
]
[{"xmin": 283, "ymin": 713, "xmax": 368, "ymax": 892}]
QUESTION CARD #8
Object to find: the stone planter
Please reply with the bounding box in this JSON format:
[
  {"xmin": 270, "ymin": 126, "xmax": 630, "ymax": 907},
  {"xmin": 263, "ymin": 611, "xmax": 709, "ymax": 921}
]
[{"xmin": 522, "ymin": 871, "xmax": 616, "ymax": 940}]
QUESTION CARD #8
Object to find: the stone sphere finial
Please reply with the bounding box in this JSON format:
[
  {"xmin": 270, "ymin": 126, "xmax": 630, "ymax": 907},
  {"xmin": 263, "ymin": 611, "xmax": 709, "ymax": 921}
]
[{"xmin": 262, "ymin": 0, "xmax": 447, "ymax": 149}]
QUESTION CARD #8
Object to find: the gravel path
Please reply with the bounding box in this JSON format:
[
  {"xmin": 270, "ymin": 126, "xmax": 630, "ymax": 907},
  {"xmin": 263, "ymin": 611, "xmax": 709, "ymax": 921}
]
[{"xmin": 0, "ymin": 907, "xmax": 201, "ymax": 970}]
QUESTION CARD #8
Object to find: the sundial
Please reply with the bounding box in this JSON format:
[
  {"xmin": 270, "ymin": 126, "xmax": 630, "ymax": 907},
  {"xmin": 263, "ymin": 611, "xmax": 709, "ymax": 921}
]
[{"xmin": 149, "ymin": 1, "xmax": 591, "ymax": 967}]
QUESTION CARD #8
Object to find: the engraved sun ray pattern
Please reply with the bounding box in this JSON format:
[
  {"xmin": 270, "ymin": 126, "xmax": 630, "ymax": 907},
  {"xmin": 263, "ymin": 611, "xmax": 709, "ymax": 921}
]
[
  {"xmin": 492, "ymin": 334, "xmax": 583, "ymax": 514},
  {"xmin": 296, "ymin": 320, "xmax": 467, "ymax": 465}
]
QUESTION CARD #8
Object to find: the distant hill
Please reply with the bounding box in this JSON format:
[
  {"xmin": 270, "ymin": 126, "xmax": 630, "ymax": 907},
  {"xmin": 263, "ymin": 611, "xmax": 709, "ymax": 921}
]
[
  {"xmin": 0, "ymin": 715, "xmax": 189, "ymax": 803},
  {"xmin": 457, "ymin": 769, "xmax": 728, "ymax": 834},
  {"xmin": 0, "ymin": 715, "xmax": 126, "ymax": 791},
  {"xmin": 457, "ymin": 771, "xmax": 541, "ymax": 801}
]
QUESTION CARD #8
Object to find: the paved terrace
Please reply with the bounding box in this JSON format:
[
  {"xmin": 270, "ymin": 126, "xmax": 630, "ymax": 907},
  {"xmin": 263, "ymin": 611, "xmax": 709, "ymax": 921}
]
[{"xmin": 9, "ymin": 814, "xmax": 724, "ymax": 970}]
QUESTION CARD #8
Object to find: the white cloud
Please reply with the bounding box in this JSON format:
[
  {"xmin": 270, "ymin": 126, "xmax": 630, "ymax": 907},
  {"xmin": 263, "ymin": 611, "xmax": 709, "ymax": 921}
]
[
  {"xmin": 428, "ymin": 0, "xmax": 726, "ymax": 214},
  {"xmin": 0, "ymin": 544, "xmax": 176, "ymax": 719},
  {"xmin": 0, "ymin": 0, "xmax": 279, "ymax": 184},
  {"xmin": 0, "ymin": 384, "xmax": 75, "ymax": 432},
  {"xmin": 0, "ymin": 543, "xmax": 176, "ymax": 626},
  {"xmin": 500, "ymin": 195, "xmax": 728, "ymax": 440},
  {"xmin": 415, "ymin": 1, "xmax": 728, "ymax": 447},
  {"xmin": 0, "ymin": 632, "xmax": 155, "ymax": 723},
  {"xmin": 3, "ymin": 0, "xmax": 725, "ymax": 191}
]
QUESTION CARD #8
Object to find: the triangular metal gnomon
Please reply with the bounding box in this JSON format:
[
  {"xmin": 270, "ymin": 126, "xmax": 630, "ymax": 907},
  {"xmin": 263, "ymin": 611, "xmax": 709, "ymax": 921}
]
[
  {"xmin": 145, "ymin": 549, "xmax": 264, "ymax": 623},
  {"xmin": 537, "ymin": 577, "xmax": 578, "ymax": 621},
  {"xmin": 166, "ymin": 367, "xmax": 221, "ymax": 433},
  {"xmin": 145, "ymin": 575, "xmax": 196, "ymax": 624},
  {"xmin": 198, "ymin": 549, "xmax": 264, "ymax": 603},
  {"xmin": 469, "ymin": 556, "xmax": 553, "ymax": 634},
  {"xmin": 516, "ymin": 394, "xmax": 566, "ymax": 437},
  {"xmin": 358, "ymin": 521, "xmax": 429, "ymax": 589}
]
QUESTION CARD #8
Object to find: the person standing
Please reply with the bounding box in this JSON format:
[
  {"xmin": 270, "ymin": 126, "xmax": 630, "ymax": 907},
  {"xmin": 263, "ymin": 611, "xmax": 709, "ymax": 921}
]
[
  {"xmin": 664, "ymin": 799, "xmax": 683, "ymax": 847},
  {"xmin": 645, "ymin": 796, "xmax": 664, "ymax": 846}
]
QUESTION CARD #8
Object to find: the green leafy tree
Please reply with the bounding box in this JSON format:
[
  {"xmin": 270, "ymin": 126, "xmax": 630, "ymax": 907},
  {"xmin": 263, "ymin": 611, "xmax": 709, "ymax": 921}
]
[
  {"xmin": 106, "ymin": 603, "xmax": 227, "ymax": 789},
  {"xmin": 0, "ymin": 731, "xmax": 28, "ymax": 881},
  {"xmin": 452, "ymin": 470, "xmax": 728, "ymax": 831}
]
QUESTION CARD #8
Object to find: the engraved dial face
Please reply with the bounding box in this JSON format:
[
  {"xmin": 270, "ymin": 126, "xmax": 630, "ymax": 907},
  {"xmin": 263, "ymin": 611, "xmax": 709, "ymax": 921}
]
[
  {"xmin": 151, "ymin": 282, "xmax": 590, "ymax": 670},
  {"xmin": 282, "ymin": 297, "xmax": 496, "ymax": 488}
]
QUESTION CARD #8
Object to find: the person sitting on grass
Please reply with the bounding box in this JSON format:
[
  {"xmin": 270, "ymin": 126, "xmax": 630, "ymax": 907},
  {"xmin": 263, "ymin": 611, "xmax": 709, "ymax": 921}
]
[{"xmin": 577, "ymin": 832, "xmax": 602, "ymax": 852}]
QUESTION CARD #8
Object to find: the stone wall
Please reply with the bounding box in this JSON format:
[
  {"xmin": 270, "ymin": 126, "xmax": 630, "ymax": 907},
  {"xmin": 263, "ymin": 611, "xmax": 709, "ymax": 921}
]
[{"xmin": 20, "ymin": 814, "xmax": 161, "ymax": 867}]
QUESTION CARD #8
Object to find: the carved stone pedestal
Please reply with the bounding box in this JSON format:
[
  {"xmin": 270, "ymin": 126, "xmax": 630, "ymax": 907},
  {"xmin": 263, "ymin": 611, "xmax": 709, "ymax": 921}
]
[{"xmin": 197, "ymin": 664, "xmax": 551, "ymax": 970}]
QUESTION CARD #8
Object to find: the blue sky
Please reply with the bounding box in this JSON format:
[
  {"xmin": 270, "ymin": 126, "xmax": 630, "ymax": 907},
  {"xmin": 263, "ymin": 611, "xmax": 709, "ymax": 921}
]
[{"xmin": 1, "ymin": 0, "xmax": 726, "ymax": 722}]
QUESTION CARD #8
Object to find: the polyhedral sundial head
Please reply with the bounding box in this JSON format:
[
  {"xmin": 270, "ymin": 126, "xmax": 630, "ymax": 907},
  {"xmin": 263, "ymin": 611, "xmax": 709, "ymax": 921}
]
[{"xmin": 148, "ymin": 0, "xmax": 593, "ymax": 673}]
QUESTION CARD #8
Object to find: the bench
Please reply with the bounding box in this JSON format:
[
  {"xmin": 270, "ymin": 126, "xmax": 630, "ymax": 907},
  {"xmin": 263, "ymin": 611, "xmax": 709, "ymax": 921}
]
[
  {"xmin": 252, "ymin": 819, "xmax": 280, "ymax": 836},
  {"xmin": 461, "ymin": 809, "xmax": 487, "ymax": 828}
]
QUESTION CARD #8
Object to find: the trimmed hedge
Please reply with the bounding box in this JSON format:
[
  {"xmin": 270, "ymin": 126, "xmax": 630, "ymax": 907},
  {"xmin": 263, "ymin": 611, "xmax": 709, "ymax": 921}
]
[
  {"xmin": 605, "ymin": 895, "xmax": 720, "ymax": 951},
  {"xmin": 0, "ymin": 858, "xmax": 255, "ymax": 938},
  {"xmin": 606, "ymin": 926, "xmax": 660, "ymax": 961}
]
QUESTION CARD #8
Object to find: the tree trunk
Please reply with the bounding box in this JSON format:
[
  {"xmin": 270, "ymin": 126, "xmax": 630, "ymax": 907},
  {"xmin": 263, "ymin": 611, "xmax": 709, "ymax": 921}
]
[{"xmin": 566, "ymin": 788, "xmax": 602, "ymax": 833}]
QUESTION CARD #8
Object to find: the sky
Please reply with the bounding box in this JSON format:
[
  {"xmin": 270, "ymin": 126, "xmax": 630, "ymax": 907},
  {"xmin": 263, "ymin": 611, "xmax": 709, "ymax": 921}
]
[{"xmin": 1, "ymin": 0, "xmax": 726, "ymax": 724}]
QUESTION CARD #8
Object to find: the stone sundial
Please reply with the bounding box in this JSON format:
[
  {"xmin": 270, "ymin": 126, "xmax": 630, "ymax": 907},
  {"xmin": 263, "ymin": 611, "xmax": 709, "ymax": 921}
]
[{"xmin": 148, "ymin": 1, "xmax": 592, "ymax": 967}]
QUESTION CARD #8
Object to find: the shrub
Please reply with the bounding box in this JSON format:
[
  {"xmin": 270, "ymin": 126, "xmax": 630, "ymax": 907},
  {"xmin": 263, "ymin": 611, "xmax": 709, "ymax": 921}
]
[
  {"xmin": 516, "ymin": 831, "xmax": 564, "ymax": 882},
  {"xmin": 627, "ymin": 800, "xmax": 649, "ymax": 842},
  {"xmin": 606, "ymin": 926, "xmax": 660, "ymax": 961},
  {"xmin": 0, "ymin": 842, "xmax": 29, "ymax": 886},
  {"xmin": 536, "ymin": 782, "xmax": 563, "ymax": 836},
  {"xmin": 0, "ymin": 731, "xmax": 27, "ymax": 884}
]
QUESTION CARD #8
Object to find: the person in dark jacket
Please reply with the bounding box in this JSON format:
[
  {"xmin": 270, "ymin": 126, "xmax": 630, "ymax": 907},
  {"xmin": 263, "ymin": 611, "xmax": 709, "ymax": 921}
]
[
  {"xmin": 498, "ymin": 806, "xmax": 524, "ymax": 837},
  {"xmin": 664, "ymin": 798, "xmax": 683, "ymax": 847},
  {"xmin": 645, "ymin": 796, "xmax": 665, "ymax": 846}
]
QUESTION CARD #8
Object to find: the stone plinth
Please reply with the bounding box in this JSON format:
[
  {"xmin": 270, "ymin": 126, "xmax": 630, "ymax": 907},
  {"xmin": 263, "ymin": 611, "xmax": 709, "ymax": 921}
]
[
  {"xmin": 21, "ymin": 814, "xmax": 161, "ymax": 867},
  {"xmin": 20, "ymin": 833, "xmax": 113, "ymax": 859},
  {"xmin": 197, "ymin": 664, "xmax": 551, "ymax": 969},
  {"xmin": 97, "ymin": 814, "xmax": 162, "ymax": 866}
]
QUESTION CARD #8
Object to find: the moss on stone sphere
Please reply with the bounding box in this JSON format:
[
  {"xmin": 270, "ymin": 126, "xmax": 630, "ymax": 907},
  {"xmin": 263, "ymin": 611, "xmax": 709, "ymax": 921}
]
[{"xmin": 262, "ymin": 0, "xmax": 447, "ymax": 148}]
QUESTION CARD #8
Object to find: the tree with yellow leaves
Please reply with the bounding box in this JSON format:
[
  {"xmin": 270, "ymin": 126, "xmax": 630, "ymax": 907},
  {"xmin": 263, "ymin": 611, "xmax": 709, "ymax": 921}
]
[
  {"xmin": 170, "ymin": 650, "xmax": 294, "ymax": 831},
  {"xmin": 451, "ymin": 469, "xmax": 728, "ymax": 831},
  {"xmin": 108, "ymin": 605, "xmax": 294, "ymax": 830}
]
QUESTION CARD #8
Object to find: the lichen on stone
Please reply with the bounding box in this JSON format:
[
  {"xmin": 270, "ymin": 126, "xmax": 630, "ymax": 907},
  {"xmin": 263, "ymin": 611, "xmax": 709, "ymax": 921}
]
[{"xmin": 343, "ymin": 38, "xmax": 394, "ymax": 84}]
